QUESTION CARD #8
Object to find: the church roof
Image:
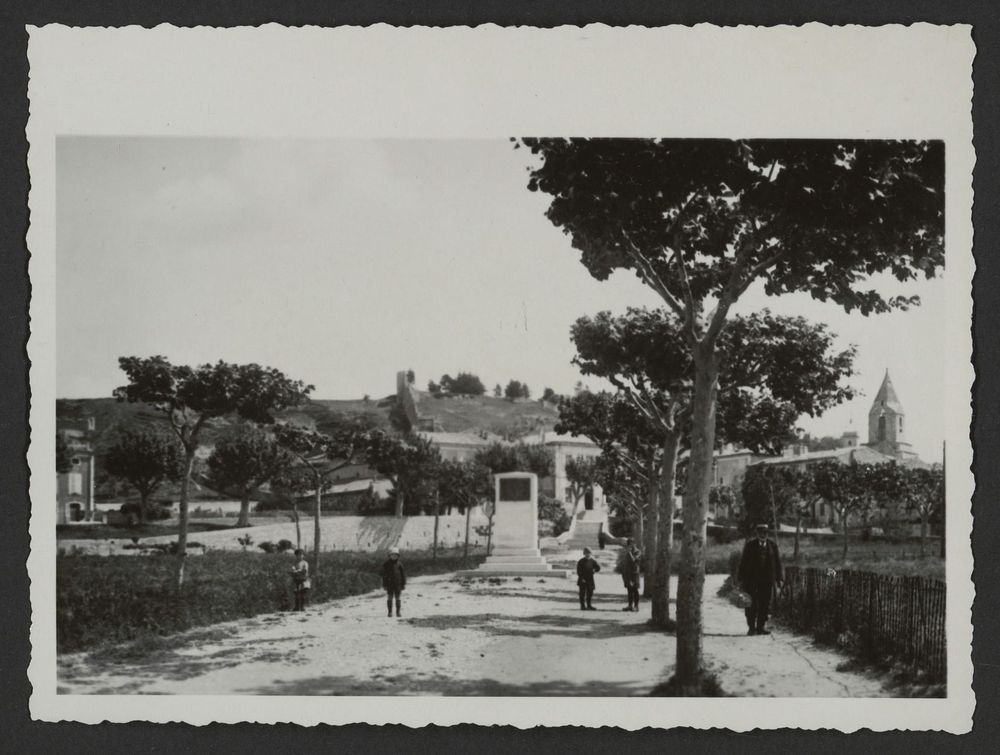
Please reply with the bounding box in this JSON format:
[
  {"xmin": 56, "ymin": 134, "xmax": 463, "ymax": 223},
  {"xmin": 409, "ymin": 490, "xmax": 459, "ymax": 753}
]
[
  {"xmin": 756, "ymin": 444, "xmax": 895, "ymax": 467},
  {"xmin": 869, "ymin": 370, "xmax": 904, "ymax": 415}
]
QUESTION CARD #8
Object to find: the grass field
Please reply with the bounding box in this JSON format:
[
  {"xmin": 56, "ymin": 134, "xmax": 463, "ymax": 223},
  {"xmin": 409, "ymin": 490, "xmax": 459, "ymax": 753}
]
[
  {"xmin": 56, "ymin": 522, "xmax": 240, "ymax": 540},
  {"xmin": 704, "ymin": 536, "xmax": 944, "ymax": 579},
  {"xmin": 57, "ymin": 548, "xmax": 485, "ymax": 653}
]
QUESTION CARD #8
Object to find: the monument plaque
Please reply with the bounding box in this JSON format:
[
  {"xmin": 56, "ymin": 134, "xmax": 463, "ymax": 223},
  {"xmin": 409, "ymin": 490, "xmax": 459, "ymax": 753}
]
[{"xmin": 456, "ymin": 471, "xmax": 567, "ymax": 578}]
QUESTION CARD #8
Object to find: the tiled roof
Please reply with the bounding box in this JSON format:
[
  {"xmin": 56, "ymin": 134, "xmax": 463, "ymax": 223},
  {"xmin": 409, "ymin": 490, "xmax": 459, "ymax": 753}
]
[
  {"xmin": 418, "ymin": 431, "xmax": 493, "ymax": 447},
  {"xmin": 756, "ymin": 445, "xmax": 895, "ymax": 466}
]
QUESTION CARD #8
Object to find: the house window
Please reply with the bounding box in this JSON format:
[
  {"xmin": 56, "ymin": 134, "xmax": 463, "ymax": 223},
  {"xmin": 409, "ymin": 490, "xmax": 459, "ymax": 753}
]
[
  {"xmin": 899, "ymin": 417, "xmax": 904, "ymax": 432},
  {"xmin": 68, "ymin": 472, "xmax": 83, "ymax": 495}
]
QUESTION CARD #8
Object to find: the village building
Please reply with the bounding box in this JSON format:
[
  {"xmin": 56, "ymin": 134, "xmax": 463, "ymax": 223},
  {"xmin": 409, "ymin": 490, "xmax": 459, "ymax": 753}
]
[
  {"xmin": 56, "ymin": 415, "xmax": 97, "ymax": 524},
  {"xmin": 714, "ymin": 370, "xmax": 932, "ymax": 526}
]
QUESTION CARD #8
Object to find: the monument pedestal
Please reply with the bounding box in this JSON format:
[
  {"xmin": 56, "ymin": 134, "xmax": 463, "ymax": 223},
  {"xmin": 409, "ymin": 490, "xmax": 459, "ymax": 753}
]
[{"xmin": 455, "ymin": 472, "xmax": 568, "ymax": 578}]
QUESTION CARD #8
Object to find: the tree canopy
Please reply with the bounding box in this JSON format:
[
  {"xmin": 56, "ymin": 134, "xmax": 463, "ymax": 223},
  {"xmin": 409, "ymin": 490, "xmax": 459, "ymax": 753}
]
[
  {"xmin": 504, "ymin": 380, "xmax": 531, "ymax": 401},
  {"xmin": 207, "ymin": 424, "xmax": 292, "ymax": 527},
  {"xmin": 520, "ymin": 138, "xmax": 943, "ymax": 322},
  {"xmin": 103, "ymin": 428, "xmax": 184, "ymax": 522},
  {"xmin": 439, "ymin": 372, "xmax": 487, "ymax": 396},
  {"xmin": 472, "ymin": 441, "xmax": 553, "ymax": 478},
  {"xmin": 571, "ymin": 307, "xmax": 856, "ymax": 454}
]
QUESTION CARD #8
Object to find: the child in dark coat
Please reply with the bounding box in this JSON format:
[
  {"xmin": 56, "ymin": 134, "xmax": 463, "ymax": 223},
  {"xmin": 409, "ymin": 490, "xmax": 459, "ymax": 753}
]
[
  {"xmin": 381, "ymin": 547, "xmax": 406, "ymax": 617},
  {"xmin": 576, "ymin": 547, "xmax": 601, "ymax": 610}
]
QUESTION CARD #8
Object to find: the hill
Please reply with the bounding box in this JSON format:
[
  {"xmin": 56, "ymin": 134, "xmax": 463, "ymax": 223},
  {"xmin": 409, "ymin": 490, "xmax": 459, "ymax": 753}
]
[
  {"xmin": 57, "ymin": 390, "xmax": 560, "ymax": 446},
  {"xmin": 413, "ymin": 389, "xmax": 560, "ymax": 437}
]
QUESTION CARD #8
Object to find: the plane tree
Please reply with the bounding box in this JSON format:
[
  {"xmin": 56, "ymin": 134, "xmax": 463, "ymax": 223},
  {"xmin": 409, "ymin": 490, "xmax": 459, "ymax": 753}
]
[
  {"xmin": 274, "ymin": 420, "xmax": 373, "ymax": 582},
  {"xmin": 206, "ymin": 423, "xmax": 292, "ymax": 528},
  {"xmin": 521, "ymin": 137, "xmax": 943, "ymax": 692},
  {"xmin": 114, "ymin": 357, "xmax": 312, "ymax": 586},
  {"xmin": 103, "ymin": 427, "xmax": 184, "ymax": 524},
  {"xmin": 556, "ymin": 390, "xmax": 665, "ymax": 604},
  {"xmin": 569, "ymin": 306, "xmax": 856, "ymax": 628}
]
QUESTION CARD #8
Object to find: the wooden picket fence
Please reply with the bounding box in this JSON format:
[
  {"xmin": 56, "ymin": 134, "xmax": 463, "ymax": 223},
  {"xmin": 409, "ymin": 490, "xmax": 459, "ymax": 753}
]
[{"xmin": 774, "ymin": 566, "xmax": 946, "ymax": 680}]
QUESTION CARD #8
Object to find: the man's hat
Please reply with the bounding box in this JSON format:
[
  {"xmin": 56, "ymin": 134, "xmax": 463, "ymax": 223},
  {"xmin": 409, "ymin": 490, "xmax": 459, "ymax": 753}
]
[
  {"xmin": 755, "ymin": 522, "xmax": 769, "ymax": 531},
  {"xmin": 583, "ymin": 547, "xmax": 592, "ymax": 555},
  {"xmin": 389, "ymin": 547, "xmax": 400, "ymax": 555}
]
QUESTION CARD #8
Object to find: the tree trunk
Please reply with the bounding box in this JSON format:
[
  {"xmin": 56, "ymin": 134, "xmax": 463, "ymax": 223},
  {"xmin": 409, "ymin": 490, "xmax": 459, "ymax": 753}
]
[
  {"xmin": 237, "ymin": 491, "xmax": 251, "ymax": 528},
  {"xmin": 432, "ymin": 491, "xmax": 441, "ymax": 562},
  {"xmin": 651, "ymin": 431, "xmax": 679, "ymax": 628},
  {"xmin": 841, "ymin": 510, "xmax": 849, "ymax": 564},
  {"xmin": 313, "ymin": 479, "xmax": 322, "ymax": 588},
  {"xmin": 463, "ymin": 497, "xmax": 472, "ymax": 566},
  {"xmin": 642, "ymin": 450, "xmax": 659, "ymax": 598},
  {"xmin": 674, "ymin": 343, "xmax": 718, "ymax": 692},
  {"xmin": 793, "ymin": 516, "xmax": 801, "ymax": 561},
  {"xmin": 138, "ymin": 489, "xmax": 149, "ymax": 525},
  {"xmin": 920, "ymin": 511, "xmax": 928, "ymax": 556},
  {"xmin": 175, "ymin": 449, "xmax": 196, "ymax": 589},
  {"xmin": 770, "ymin": 485, "xmax": 780, "ymax": 547},
  {"xmin": 292, "ymin": 501, "xmax": 301, "ymax": 549},
  {"xmin": 395, "ymin": 488, "xmax": 405, "ymax": 518},
  {"xmin": 486, "ymin": 509, "xmax": 495, "ymax": 556}
]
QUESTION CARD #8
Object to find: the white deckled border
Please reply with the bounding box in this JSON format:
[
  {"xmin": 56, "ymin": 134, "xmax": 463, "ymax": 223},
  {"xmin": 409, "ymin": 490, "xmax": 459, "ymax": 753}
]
[{"xmin": 26, "ymin": 23, "xmax": 975, "ymax": 731}]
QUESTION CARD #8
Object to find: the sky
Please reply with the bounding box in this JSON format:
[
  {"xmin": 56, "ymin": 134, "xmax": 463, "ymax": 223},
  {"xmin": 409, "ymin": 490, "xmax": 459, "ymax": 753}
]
[{"xmin": 56, "ymin": 137, "xmax": 945, "ymax": 462}]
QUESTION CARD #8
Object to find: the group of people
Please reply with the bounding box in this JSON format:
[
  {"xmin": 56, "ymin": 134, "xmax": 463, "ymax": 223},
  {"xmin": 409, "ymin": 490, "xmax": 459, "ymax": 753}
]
[
  {"xmin": 289, "ymin": 522, "xmax": 784, "ymax": 635},
  {"xmin": 288, "ymin": 546, "xmax": 408, "ymax": 617},
  {"xmin": 575, "ymin": 539, "xmax": 642, "ymax": 611},
  {"xmin": 578, "ymin": 521, "xmax": 783, "ymax": 636}
]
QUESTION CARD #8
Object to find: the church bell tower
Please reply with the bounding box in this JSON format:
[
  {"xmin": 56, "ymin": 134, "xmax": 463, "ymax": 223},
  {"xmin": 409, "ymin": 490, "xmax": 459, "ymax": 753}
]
[{"xmin": 866, "ymin": 370, "xmax": 913, "ymax": 459}]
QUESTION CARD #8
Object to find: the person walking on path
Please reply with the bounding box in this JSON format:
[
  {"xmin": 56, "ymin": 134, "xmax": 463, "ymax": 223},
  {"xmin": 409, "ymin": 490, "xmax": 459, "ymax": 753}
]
[
  {"xmin": 738, "ymin": 522, "xmax": 783, "ymax": 635},
  {"xmin": 576, "ymin": 547, "xmax": 601, "ymax": 610},
  {"xmin": 290, "ymin": 548, "xmax": 311, "ymax": 612},
  {"xmin": 381, "ymin": 547, "xmax": 406, "ymax": 618},
  {"xmin": 616, "ymin": 539, "xmax": 642, "ymax": 612}
]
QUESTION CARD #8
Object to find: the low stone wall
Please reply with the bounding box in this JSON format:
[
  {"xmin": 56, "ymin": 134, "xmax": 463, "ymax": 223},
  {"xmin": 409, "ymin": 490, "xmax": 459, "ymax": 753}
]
[{"xmin": 102, "ymin": 514, "xmax": 493, "ymax": 554}]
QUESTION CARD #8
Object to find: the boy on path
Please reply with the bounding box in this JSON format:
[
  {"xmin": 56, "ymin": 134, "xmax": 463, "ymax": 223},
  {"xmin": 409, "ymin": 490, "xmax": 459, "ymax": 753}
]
[
  {"xmin": 576, "ymin": 547, "xmax": 601, "ymax": 610},
  {"xmin": 290, "ymin": 548, "xmax": 311, "ymax": 612},
  {"xmin": 381, "ymin": 547, "xmax": 406, "ymax": 617}
]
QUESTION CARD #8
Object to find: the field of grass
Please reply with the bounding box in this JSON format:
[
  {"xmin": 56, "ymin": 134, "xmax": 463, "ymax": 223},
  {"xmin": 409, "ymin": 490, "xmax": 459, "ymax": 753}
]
[
  {"xmin": 56, "ymin": 522, "xmax": 239, "ymax": 540},
  {"xmin": 57, "ymin": 548, "xmax": 485, "ymax": 653},
  {"xmin": 704, "ymin": 535, "xmax": 944, "ymax": 579}
]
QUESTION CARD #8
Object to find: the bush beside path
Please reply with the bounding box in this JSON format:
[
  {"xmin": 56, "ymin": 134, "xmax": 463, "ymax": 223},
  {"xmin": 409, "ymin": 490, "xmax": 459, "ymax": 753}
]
[{"xmin": 58, "ymin": 572, "xmax": 889, "ymax": 697}]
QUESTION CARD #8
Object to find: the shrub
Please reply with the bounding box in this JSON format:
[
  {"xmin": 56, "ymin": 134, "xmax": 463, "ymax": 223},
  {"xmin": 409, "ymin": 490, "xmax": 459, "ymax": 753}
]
[
  {"xmin": 119, "ymin": 502, "xmax": 172, "ymax": 522},
  {"xmin": 537, "ymin": 494, "xmax": 571, "ymax": 536},
  {"xmin": 258, "ymin": 539, "xmax": 294, "ymax": 554}
]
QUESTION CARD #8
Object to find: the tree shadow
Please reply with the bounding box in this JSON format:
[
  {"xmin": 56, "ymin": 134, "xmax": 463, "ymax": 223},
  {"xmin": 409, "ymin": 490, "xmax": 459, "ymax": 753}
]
[
  {"xmin": 234, "ymin": 671, "xmax": 655, "ymax": 697},
  {"xmin": 405, "ymin": 611, "xmax": 662, "ymax": 640}
]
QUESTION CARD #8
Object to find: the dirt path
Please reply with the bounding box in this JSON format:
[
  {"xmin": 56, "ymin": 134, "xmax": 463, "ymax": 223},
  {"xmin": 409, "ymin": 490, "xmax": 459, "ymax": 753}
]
[{"xmin": 57, "ymin": 573, "xmax": 888, "ymax": 697}]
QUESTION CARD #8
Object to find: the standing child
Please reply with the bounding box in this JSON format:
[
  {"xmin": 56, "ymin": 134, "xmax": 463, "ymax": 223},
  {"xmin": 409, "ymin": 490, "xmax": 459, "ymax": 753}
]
[
  {"xmin": 381, "ymin": 547, "xmax": 406, "ymax": 617},
  {"xmin": 576, "ymin": 547, "xmax": 601, "ymax": 610},
  {"xmin": 290, "ymin": 548, "xmax": 311, "ymax": 611}
]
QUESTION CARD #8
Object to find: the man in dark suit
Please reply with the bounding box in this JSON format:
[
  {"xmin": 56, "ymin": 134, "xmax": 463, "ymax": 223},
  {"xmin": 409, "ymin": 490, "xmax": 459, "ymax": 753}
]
[
  {"xmin": 738, "ymin": 522, "xmax": 783, "ymax": 635},
  {"xmin": 616, "ymin": 539, "xmax": 642, "ymax": 612},
  {"xmin": 576, "ymin": 547, "xmax": 601, "ymax": 610}
]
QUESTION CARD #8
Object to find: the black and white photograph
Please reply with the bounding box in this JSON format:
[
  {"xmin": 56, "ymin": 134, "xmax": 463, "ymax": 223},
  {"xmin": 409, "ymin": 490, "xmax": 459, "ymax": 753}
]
[{"xmin": 25, "ymin": 25, "xmax": 975, "ymax": 730}]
